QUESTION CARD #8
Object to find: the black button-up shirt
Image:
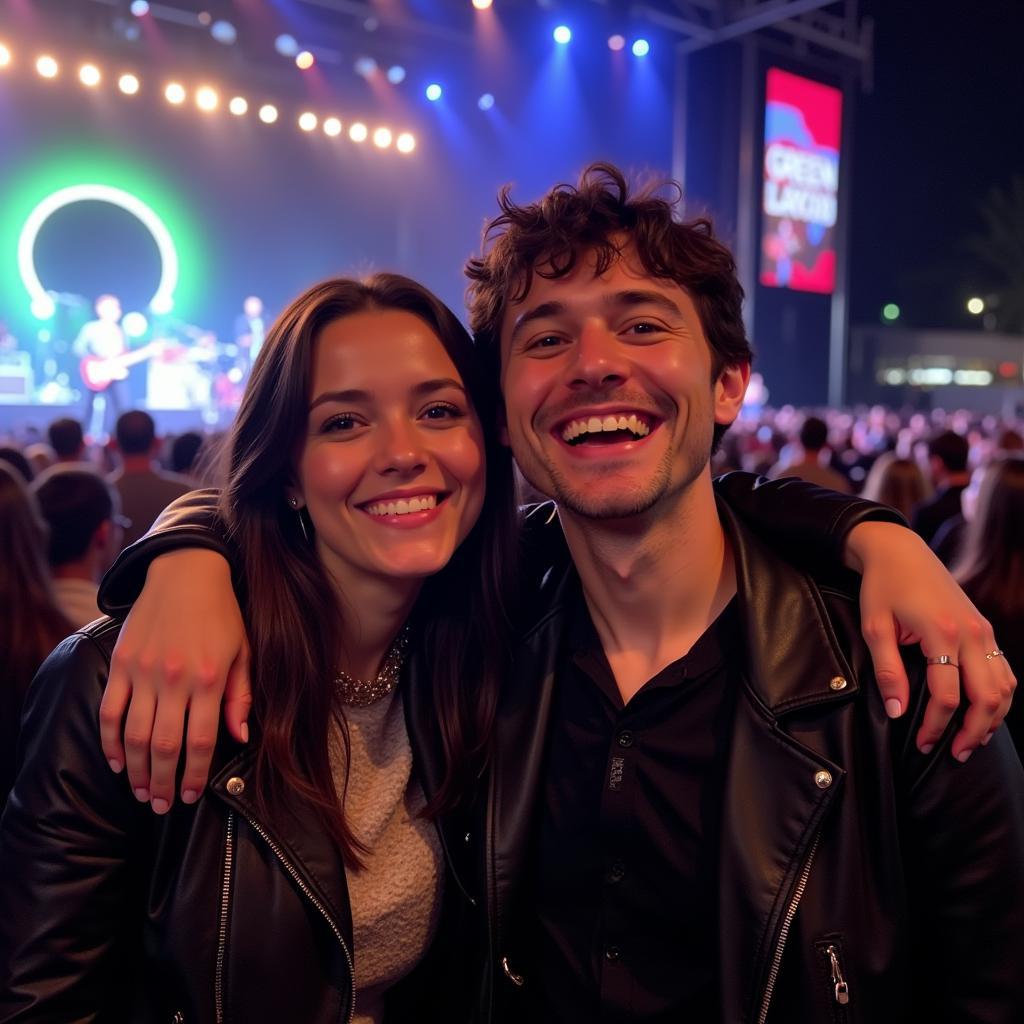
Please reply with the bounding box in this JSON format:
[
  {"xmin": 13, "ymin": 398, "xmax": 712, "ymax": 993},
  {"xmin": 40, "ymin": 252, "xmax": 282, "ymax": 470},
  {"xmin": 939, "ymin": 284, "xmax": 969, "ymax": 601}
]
[{"xmin": 522, "ymin": 581, "xmax": 741, "ymax": 1022}]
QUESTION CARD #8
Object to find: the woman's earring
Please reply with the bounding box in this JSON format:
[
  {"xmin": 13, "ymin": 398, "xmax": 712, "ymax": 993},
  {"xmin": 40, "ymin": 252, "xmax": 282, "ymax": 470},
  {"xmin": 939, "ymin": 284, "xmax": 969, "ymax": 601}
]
[{"xmin": 288, "ymin": 496, "xmax": 311, "ymax": 542}]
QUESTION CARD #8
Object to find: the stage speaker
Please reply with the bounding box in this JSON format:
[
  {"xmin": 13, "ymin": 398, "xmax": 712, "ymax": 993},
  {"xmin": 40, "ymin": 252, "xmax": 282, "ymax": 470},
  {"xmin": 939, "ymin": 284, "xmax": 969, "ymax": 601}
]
[{"xmin": 0, "ymin": 352, "xmax": 33, "ymax": 403}]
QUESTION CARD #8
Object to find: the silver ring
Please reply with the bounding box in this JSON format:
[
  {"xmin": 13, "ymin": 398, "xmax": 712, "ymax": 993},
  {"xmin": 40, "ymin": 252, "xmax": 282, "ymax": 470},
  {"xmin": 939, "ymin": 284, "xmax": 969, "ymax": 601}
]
[
  {"xmin": 985, "ymin": 649, "xmax": 1005, "ymax": 661},
  {"xmin": 926, "ymin": 655, "xmax": 960, "ymax": 669}
]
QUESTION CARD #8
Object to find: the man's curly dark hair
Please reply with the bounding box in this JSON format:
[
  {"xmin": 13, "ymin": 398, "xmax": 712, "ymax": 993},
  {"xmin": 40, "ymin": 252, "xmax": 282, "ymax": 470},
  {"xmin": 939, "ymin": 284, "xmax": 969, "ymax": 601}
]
[{"xmin": 464, "ymin": 163, "xmax": 754, "ymax": 421}]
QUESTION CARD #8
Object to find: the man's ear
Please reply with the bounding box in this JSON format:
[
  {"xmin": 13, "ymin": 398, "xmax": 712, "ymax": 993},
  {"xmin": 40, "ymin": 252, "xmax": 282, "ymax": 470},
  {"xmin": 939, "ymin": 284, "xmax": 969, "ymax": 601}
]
[
  {"xmin": 93, "ymin": 519, "xmax": 112, "ymax": 550},
  {"xmin": 713, "ymin": 361, "xmax": 752, "ymax": 429}
]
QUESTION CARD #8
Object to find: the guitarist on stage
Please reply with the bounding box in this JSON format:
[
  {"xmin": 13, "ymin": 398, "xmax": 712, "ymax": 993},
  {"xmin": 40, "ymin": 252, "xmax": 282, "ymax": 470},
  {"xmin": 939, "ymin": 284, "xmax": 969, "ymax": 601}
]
[{"xmin": 73, "ymin": 294, "xmax": 129, "ymax": 437}]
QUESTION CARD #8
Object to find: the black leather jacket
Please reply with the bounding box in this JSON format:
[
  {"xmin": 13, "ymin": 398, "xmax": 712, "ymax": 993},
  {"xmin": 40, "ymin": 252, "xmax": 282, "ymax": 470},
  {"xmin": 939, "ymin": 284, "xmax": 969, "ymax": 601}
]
[
  {"xmin": 0, "ymin": 474, "xmax": 928, "ymax": 1021},
  {"xmin": 483, "ymin": 500, "xmax": 1024, "ymax": 1023},
  {"xmin": 0, "ymin": 617, "xmax": 478, "ymax": 1023}
]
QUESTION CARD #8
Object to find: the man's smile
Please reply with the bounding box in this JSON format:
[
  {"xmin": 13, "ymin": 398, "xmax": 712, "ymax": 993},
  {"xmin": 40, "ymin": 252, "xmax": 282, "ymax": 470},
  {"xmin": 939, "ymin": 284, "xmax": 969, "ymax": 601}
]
[{"xmin": 558, "ymin": 410, "xmax": 656, "ymax": 446}]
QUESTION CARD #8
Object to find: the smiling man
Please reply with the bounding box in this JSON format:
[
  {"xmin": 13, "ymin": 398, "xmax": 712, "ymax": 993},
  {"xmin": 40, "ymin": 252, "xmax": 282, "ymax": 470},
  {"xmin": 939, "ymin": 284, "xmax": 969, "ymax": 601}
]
[{"xmin": 464, "ymin": 164, "xmax": 1024, "ymax": 1022}]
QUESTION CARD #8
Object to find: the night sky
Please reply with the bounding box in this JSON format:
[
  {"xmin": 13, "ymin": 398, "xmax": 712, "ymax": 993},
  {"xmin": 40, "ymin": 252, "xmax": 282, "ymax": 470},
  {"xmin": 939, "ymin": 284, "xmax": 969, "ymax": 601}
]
[{"xmin": 849, "ymin": 0, "xmax": 1024, "ymax": 328}]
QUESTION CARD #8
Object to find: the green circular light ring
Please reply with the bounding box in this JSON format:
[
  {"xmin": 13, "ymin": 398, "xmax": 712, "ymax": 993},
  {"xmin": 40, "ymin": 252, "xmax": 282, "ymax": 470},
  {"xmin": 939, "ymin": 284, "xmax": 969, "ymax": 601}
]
[{"xmin": 18, "ymin": 183, "xmax": 179, "ymax": 319}]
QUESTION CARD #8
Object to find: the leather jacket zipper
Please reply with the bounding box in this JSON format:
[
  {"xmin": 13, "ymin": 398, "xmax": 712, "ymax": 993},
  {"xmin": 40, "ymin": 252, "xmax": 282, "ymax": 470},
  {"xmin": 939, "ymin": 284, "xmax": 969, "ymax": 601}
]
[
  {"xmin": 236, "ymin": 811, "xmax": 356, "ymax": 1024},
  {"xmin": 825, "ymin": 944, "xmax": 850, "ymax": 1005},
  {"xmin": 433, "ymin": 818, "xmax": 475, "ymax": 908},
  {"xmin": 215, "ymin": 812, "xmax": 236, "ymax": 1024},
  {"xmin": 756, "ymin": 831, "xmax": 822, "ymax": 1024}
]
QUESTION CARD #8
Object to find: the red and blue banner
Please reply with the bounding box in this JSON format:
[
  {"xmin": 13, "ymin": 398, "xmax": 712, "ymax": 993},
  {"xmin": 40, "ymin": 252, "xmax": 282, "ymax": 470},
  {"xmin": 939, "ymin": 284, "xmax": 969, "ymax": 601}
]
[{"xmin": 760, "ymin": 68, "xmax": 842, "ymax": 295}]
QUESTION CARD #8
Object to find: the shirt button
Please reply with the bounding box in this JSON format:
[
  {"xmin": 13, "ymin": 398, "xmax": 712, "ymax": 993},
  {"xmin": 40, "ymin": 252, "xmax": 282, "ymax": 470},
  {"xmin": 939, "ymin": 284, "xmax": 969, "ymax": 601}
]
[
  {"xmin": 607, "ymin": 861, "xmax": 626, "ymax": 883},
  {"xmin": 617, "ymin": 731, "xmax": 634, "ymax": 748},
  {"xmin": 604, "ymin": 945, "xmax": 622, "ymax": 962}
]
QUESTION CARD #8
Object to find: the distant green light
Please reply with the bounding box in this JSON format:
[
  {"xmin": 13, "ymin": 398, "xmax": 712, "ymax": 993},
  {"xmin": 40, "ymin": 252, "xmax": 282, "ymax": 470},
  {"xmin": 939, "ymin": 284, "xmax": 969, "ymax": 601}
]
[
  {"xmin": 19, "ymin": 183, "xmax": 179, "ymax": 318},
  {"xmin": 0, "ymin": 144, "xmax": 204, "ymax": 328},
  {"xmin": 881, "ymin": 303, "xmax": 900, "ymax": 322}
]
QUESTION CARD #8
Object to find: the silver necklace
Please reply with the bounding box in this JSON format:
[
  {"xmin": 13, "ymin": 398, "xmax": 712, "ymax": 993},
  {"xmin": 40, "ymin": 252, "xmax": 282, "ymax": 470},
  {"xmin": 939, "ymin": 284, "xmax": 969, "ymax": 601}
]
[{"xmin": 334, "ymin": 626, "xmax": 410, "ymax": 707}]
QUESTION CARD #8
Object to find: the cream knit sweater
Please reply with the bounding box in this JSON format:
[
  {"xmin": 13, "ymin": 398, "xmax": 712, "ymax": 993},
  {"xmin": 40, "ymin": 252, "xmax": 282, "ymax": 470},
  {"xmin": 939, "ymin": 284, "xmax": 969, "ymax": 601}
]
[{"xmin": 331, "ymin": 688, "xmax": 444, "ymax": 1024}]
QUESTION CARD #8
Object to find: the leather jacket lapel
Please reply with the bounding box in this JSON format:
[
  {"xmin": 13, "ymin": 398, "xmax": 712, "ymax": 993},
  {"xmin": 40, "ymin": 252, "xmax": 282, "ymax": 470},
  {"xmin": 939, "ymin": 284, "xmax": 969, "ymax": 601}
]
[
  {"xmin": 718, "ymin": 691, "xmax": 843, "ymax": 1023},
  {"xmin": 716, "ymin": 500, "xmax": 854, "ymax": 1022},
  {"xmin": 720, "ymin": 498, "xmax": 858, "ymax": 712},
  {"xmin": 210, "ymin": 748, "xmax": 353, "ymax": 948},
  {"xmin": 485, "ymin": 564, "xmax": 575, "ymax": 994}
]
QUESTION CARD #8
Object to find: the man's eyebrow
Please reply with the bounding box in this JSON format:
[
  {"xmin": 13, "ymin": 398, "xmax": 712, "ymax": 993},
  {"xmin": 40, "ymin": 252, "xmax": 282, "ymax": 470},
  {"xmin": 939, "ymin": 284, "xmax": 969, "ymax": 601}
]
[
  {"xmin": 509, "ymin": 301, "xmax": 567, "ymax": 342},
  {"xmin": 308, "ymin": 379, "xmax": 465, "ymax": 412},
  {"xmin": 509, "ymin": 291, "xmax": 686, "ymax": 343},
  {"xmin": 607, "ymin": 290, "xmax": 685, "ymax": 317}
]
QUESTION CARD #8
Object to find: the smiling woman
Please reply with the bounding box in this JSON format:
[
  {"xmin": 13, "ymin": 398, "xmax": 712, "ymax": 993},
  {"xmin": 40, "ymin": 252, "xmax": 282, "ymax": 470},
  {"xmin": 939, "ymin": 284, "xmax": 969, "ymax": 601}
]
[{"xmin": 0, "ymin": 274, "xmax": 519, "ymax": 1023}]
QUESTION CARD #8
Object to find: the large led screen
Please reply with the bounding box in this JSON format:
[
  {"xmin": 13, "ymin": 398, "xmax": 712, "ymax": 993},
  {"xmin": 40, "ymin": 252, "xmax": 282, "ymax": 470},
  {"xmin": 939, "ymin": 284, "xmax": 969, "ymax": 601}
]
[{"xmin": 760, "ymin": 68, "xmax": 842, "ymax": 295}]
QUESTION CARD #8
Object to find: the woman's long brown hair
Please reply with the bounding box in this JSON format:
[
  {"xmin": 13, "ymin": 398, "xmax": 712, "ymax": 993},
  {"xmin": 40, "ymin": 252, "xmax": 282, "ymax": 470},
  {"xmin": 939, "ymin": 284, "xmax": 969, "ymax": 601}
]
[
  {"xmin": 221, "ymin": 274, "xmax": 518, "ymax": 867},
  {"xmin": 954, "ymin": 455, "xmax": 1024, "ymax": 619},
  {"xmin": 0, "ymin": 462, "xmax": 72, "ymax": 798}
]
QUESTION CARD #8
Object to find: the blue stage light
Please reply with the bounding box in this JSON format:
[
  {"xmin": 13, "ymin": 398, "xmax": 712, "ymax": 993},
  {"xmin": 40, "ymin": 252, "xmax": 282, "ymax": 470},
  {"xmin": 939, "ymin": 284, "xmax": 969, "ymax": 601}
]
[
  {"xmin": 387, "ymin": 65, "xmax": 406, "ymax": 84},
  {"xmin": 130, "ymin": 0, "xmax": 149, "ymax": 16},
  {"xmin": 275, "ymin": 34, "xmax": 299, "ymax": 58},
  {"xmin": 425, "ymin": 83, "xmax": 442, "ymax": 101},
  {"xmin": 354, "ymin": 56, "xmax": 378, "ymax": 78},
  {"xmin": 211, "ymin": 20, "xmax": 237, "ymax": 45},
  {"xmin": 632, "ymin": 38, "xmax": 650, "ymax": 57},
  {"xmin": 553, "ymin": 25, "xmax": 571, "ymax": 44},
  {"xmin": 478, "ymin": 93, "xmax": 495, "ymax": 111}
]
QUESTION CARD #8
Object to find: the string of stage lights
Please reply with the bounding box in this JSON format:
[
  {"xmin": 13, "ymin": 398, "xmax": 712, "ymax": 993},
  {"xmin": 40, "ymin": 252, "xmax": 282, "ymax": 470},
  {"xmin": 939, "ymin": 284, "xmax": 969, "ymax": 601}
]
[{"xmin": 0, "ymin": 40, "xmax": 417, "ymax": 156}]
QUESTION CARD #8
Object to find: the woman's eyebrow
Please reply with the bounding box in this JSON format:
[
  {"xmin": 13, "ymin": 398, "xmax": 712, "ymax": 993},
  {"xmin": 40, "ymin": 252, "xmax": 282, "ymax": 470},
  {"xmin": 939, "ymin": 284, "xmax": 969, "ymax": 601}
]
[
  {"xmin": 411, "ymin": 377, "xmax": 466, "ymax": 397},
  {"xmin": 309, "ymin": 379, "xmax": 465, "ymax": 412},
  {"xmin": 309, "ymin": 389, "xmax": 372, "ymax": 411}
]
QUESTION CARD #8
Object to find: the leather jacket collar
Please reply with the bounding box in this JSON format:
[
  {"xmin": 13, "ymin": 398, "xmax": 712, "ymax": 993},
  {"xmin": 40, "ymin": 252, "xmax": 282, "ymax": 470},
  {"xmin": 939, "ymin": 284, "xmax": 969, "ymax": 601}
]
[{"xmin": 209, "ymin": 747, "xmax": 354, "ymax": 952}]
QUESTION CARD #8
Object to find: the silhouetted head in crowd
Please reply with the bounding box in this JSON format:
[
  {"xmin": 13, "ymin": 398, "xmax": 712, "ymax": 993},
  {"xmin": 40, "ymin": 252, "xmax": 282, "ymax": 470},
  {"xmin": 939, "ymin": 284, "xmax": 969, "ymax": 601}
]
[
  {"xmin": 31, "ymin": 465, "xmax": 123, "ymax": 575},
  {"xmin": 799, "ymin": 416, "xmax": 829, "ymax": 454},
  {"xmin": 47, "ymin": 418, "xmax": 85, "ymax": 462},
  {"xmin": 170, "ymin": 431, "xmax": 203, "ymax": 475},
  {"xmin": 0, "ymin": 447, "xmax": 33, "ymax": 484},
  {"xmin": 927, "ymin": 429, "xmax": 970, "ymax": 486},
  {"xmin": 115, "ymin": 410, "xmax": 157, "ymax": 457},
  {"xmin": 860, "ymin": 453, "xmax": 930, "ymax": 523}
]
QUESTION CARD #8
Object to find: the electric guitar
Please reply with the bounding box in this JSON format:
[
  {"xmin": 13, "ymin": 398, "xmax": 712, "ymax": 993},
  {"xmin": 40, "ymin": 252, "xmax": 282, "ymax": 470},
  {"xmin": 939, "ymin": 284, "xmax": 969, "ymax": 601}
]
[{"xmin": 79, "ymin": 342, "xmax": 165, "ymax": 392}]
